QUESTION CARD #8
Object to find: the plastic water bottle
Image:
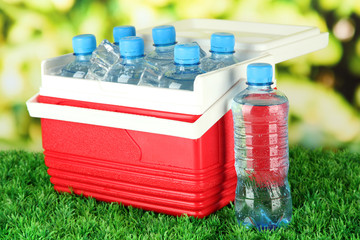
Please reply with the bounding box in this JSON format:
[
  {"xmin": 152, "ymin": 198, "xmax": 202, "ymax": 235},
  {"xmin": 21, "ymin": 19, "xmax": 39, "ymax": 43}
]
[
  {"xmin": 138, "ymin": 25, "xmax": 176, "ymax": 87},
  {"xmin": 160, "ymin": 43, "xmax": 205, "ymax": 91},
  {"xmin": 201, "ymin": 32, "xmax": 239, "ymax": 72},
  {"xmin": 61, "ymin": 34, "xmax": 96, "ymax": 78},
  {"xmin": 145, "ymin": 25, "xmax": 176, "ymax": 69},
  {"xmin": 113, "ymin": 25, "xmax": 136, "ymax": 46},
  {"xmin": 231, "ymin": 63, "xmax": 292, "ymax": 231},
  {"xmin": 86, "ymin": 26, "xmax": 136, "ymax": 80},
  {"xmin": 192, "ymin": 41, "xmax": 207, "ymax": 59},
  {"xmin": 106, "ymin": 36, "xmax": 146, "ymax": 85}
]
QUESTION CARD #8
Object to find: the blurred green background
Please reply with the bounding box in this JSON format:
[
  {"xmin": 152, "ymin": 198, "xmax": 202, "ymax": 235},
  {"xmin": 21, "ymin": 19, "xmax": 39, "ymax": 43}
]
[{"xmin": 0, "ymin": 0, "xmax": 359, "ymax": 152}]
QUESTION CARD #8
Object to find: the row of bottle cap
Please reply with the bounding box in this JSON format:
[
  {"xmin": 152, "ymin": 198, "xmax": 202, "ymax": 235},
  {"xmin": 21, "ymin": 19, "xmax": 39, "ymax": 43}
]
[
  {"xmin": 72, "ymin": 25, "xmax": 237, "ymax": 64},
  {"xmin": 71, "ymin": 25, "xmax": 272, "ymax": 84}
]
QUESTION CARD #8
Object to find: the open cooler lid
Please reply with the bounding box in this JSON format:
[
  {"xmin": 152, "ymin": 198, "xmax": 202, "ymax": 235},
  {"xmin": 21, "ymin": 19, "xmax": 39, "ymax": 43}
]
[{"xmin": 39, "ymin": 19, "xmax": 328, "ymax": 116}]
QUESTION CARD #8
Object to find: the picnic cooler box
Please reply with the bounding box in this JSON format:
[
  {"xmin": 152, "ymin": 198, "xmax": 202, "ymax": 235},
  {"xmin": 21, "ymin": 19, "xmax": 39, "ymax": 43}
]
[{"xmin": 27, "ymin": 19, "xmax": 328, "ymax": 218}]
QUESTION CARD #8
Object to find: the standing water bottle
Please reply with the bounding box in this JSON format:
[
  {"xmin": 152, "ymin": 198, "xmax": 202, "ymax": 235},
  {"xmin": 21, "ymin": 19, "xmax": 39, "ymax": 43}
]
[
  {"xmin": 201, "ymin": 32, "xmax": 239, "ymax": 72},
  {"xmin": 61, "ymin": 34, "xmax": 96, "ymax": 78},
  {"xmin": 231, "ymin": 63, "xmax": 292, "ymax": 230}
]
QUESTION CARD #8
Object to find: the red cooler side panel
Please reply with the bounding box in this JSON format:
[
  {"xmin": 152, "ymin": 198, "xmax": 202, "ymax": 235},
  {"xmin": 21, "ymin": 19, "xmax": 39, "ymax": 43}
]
[{"xmin": 40, "ymin": 108, "xmax": 236, "ymax": 218}]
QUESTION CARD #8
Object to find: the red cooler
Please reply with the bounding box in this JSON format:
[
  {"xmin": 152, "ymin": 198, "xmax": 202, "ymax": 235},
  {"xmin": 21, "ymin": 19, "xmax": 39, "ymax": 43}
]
[{"xmin": 27, "ymin": 19, "xmax": 328, "ymax": 217}]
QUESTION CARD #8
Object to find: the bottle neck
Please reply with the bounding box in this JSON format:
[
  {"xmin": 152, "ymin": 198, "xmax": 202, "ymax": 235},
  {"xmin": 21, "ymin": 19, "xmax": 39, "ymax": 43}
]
[
  {"xmin": 122, "ymin": 55, "xmax": 144, "ymax": 65},
  {"xmin": 75, "ymin": 53, "xmax": 91, "ymax": 62},
  {"xmin": 175, "ymin": 63, "xmax": 201, "ymax": 72},
  {"xmin": 155, "ymin": 44, "xmax": 175, "ymax": 53},
  {"xmin": 247, "ymin": 84, "xmax": 273, "ymax": 91},
  {"xmin": 210, "ymin": 52, "xmax": 234, "ymax": 59}
]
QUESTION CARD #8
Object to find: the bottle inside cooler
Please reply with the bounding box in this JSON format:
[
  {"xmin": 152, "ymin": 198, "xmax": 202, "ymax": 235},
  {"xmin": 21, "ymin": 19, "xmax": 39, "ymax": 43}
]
[
  {"xmin": 201, "ymin": 32, "xmax": 239, "ymax": 72},
  {"xmin": 139, "ymin": 25, "xmax": 177, "ymax": 87},
  {"xmin": 192, "ymin": 41, "xmax": 207, "ymax": 59},
  {"xmin": 145, "ymin": 25, "xmax": 176, "ymax": 69},
  {"xmin": 61, "ymin": 34, "xmax": 96, "ymax": 78},
  {"xmin": 113, "ymin": 25, "xmax": 136, "ymax": 46},
  {"xmin": 159, "ymin": 43, "xmax": 205, "ymax": 91}
]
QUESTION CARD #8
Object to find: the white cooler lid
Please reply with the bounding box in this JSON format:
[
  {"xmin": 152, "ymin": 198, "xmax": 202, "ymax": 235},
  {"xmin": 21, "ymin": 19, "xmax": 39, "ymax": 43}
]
[{"xmin": 39, "ymin": 19, "xmax": 328, "ymax": 116}]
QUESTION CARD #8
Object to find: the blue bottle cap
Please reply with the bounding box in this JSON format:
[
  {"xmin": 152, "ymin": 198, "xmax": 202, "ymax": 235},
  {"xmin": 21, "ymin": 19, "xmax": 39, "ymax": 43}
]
[
  {"xmin": 247, "ymin": 63, "xmax": 273, "ymax": 85},
  {"xmin": 72, "ymin": 34, "xmax": 96, "ymax": 54},
  {"xmin": 152, "ymin": 25, "xmax": 176, "ymax": 46},
  {"xmin": 113, "ymin": 25, "xmax": 136, "ymax": 44},
  {"xmin": 174, "ymin": 43, "xmax": 200, "ymax": 65},
  {"xmin": 120, "ymin": 36, "xmax": 144, "ymax": 58},
  {"xmin": 210, "ymin": 32, "xmax": 235, "ymax": 53}
]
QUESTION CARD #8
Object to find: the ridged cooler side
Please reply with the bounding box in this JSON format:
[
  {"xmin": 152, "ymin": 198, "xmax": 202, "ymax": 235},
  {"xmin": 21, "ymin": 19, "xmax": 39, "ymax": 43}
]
[
  {"xmin": 53, "ymin": 185, "xmax": 234, "ymax": 217},
  {"xmin": 40, "ymin": 108, "xmax": 237, "ymax": 217}
]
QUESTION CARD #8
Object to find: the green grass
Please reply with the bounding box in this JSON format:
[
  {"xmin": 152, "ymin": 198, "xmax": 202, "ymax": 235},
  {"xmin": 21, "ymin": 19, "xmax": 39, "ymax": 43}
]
[{"xmin": 0, "ymin": 147, "xmax": 359, "ymax": 239}]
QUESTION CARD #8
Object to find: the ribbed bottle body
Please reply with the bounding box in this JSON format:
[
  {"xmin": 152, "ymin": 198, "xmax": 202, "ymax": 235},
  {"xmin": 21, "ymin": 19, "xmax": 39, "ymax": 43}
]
[{"xmin": 232, "ymin": 88, "xmax": 292, "ymax": 230}]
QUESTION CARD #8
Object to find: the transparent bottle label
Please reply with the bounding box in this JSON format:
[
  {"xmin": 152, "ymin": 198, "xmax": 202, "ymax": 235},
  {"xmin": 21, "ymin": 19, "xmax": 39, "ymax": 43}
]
[
  {"xmin": 169, "ymin": 82, "xmax": 182, "ymax": 89},
  {"xmin": 118, "ymin": 74, "xmax": 131, "ymax": 83},
  {"xmin": 73, "ymin": 71, "xmax": 86, "ymax": 78}
]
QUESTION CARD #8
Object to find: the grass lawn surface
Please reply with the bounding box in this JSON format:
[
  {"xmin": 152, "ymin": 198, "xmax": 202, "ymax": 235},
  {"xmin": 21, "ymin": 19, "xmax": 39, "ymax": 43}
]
[{"xmin": 0, "ymin": 147, "xmax": 359, "ymax": 239}]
